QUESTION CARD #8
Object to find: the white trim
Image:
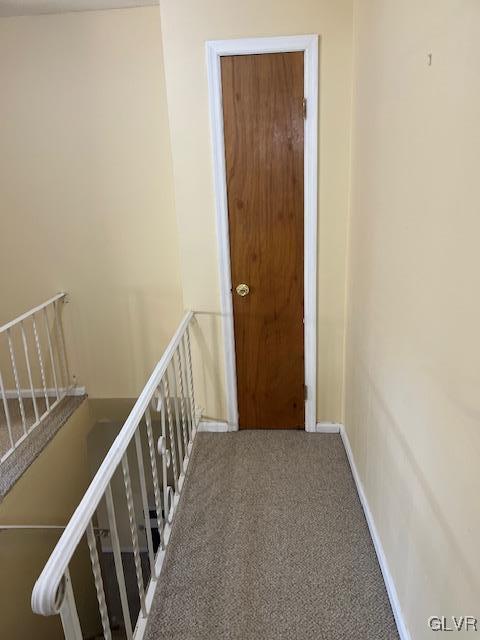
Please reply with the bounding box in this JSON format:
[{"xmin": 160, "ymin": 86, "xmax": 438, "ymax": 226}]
[
  {"xmin": 197, "ymin": 420, "xmax": 230, "ymax": 432},
  {"xmin": 206, "ymin": 34, "xmax": 318, "ymax": 432},
  {"xmin": 206, "ymin": 40, "xmax": 239, "ymax": 430},
  {"xmin": 3, "ymin": 386, "xmax": 86, "ymax": 399},
  {"xmin": 66, "ymin": 386, "xmax": 86, "ymax": 397},
  {"xmin": 315, "ymin": 422, "xmax": 341, "ymax": 433},
  {"xmin": 339, "ymin": 425, "xmax": 411, "ymax": 640}
]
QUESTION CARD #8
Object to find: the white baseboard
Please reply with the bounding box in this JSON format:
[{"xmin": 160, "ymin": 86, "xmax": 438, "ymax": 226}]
[
  {"xmin": 200, "ymin": 421, "xmax": 342, "ymax": 434},
  {"xmin": 4, "ymin": 386, "xmax": 86, "ymax": 399},
  {"xmin": 315, "ymin": 422, "xmax": 341, "ymax": 433},
  {"xmin": 197, "ymin": 420, "xmax": 230, "ymax": 432},
  {"xmin": 67, "ymin": 386, "xmax": 86, "ymax": 397},
  {"xmin": 339, "ymin": 424, "xmax": 411, "ymax": 640}
]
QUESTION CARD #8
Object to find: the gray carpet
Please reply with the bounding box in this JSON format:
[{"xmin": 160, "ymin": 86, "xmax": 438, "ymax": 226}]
[
  {"xmin": 0, "ymin": 395, "xmax": 86, "ymax": 499},
  {"xmin": 0, "ymin": 396, "xmax": 49, "ymax": 456},
  {"xmin": 145, "ymin": 432, "xmax": 399, "ymax": 640}
]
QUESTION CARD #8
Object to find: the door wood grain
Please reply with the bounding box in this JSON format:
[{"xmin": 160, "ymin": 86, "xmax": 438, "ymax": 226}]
[{"xmin": 221, "ymin": 52, "xmax": 305, "ymax": 429}]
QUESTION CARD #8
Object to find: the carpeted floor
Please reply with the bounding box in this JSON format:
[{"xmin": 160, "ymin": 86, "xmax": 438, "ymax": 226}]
[
  {"xmin": 144, "ymin": 431, "xmax": 399, "ymax": 640},
  {"xmin": 0, "ymin": 396, "xmax": 49, "ymax": 456}
]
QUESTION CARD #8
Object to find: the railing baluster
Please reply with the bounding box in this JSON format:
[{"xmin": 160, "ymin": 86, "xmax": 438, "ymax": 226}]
[
  {"xmin": 32, "ymin": 315, "xmax": 50, "ymax": 411},
  {"xmin": 58, "ymin": 569, "xmax": 83, "ymax": 640},
  {"xmin": 168, "ymin": 360, "xmax": 184, "ymax": 476},
  {"xmin": 175, "ymin": 349, "xmax": 189, "ymax": 451},
  {"xmin": 179, "ymin": 336, "xmax": 192, "ymax": 442},
  {"xmin": 162, "ymin": 375, "xmax": 179, "ymax": 494},
  {"xmin": 121, "ymin": 453, "xmax": 147, "ymax": 617},
  {"xmin": 20, "ymin": 321, "xmax": 39, "ymax": 424},
  {"xmin": 145, "ymin": 408, "xmax": 165, "ymax": 550},
  {"xmin": 134, "ymin": 428, "xmax": 156, "ymax": 578},
  {"xmin": 43, "ymin": 307, "xmax": 60, "ymax": 400},
  {"xmin": 30, "ymin": 311, "xmax": 197, "ymax": 634},
  {"xmin": 0, "ymin": 295, "xmax": 70, "ymax": 462},
  {"xmin": 86, "ymin": 521, "xmax": 112, "ymax": 640},
  {"xmin": 7, "ymin": 328, "xmax": 27, "ymax": 434},
  {"xmin": 185, "ymin": 327, "xmax": 197, "ymax": 431},
  {"xmin": 54, "ymin": 299, "xmax": 71, "ymax": 391},
  {"xmin": 0, "ymin": 366, "xmax": 14, "ymax": 450},
  {"xmin": 105, "ymin": 484, "xmax": 133, "ymax": 640},
  {"xmin": 158, "ymin": 385, "xmax": 171, "ymax": 523}
]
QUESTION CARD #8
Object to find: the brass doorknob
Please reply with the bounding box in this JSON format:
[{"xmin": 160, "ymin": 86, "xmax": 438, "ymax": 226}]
[{"xmin": 235, "ymin": 283, "xmax": 250, "ymax": 297}]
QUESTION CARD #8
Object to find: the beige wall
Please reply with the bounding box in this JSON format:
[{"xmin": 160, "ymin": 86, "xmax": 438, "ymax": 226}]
[
  {"xmin": 0, "ymin": 3, "xmax": 354, "ymax": 421},
  {"xmin": 1, "ymin": 2, "xmax": 478, "ymax": 636},
  {"xmin": 345, "ymin": 1, "xmax": 480, "ymax": 637},
  {"xmin": 159, "ymin": 0, "xmax": 354, "ymax": 422},
  {"xmin": 0, "ymin": 399, "xmax": 100, "ymax": 640},
  {"xmin": 0, "ymin": 7, "xmax": 184, "ymax": 398}
]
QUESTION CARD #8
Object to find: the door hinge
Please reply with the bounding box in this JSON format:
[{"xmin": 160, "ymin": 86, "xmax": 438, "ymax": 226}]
[
  {"xmin": 304, "ymin": 384, "xmax": 308, "ymax": 400},
  {"xmin": 303, "ymin": 97, "xmax": 307, "ymax": 119}
]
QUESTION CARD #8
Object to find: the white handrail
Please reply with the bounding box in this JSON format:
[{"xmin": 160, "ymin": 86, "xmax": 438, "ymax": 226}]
[
  {"xmin": 0, "ymin": 292, "xmax": 66, "ymax": 334},
  {"xmin": 31, "ymin": 310, "xmax": 194, "ymax": 618}
]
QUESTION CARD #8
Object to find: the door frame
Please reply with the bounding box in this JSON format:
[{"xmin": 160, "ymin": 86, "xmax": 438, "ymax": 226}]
[{"xmin": 206, "ymin": 34, "xmax": 318, "ymax": 432}]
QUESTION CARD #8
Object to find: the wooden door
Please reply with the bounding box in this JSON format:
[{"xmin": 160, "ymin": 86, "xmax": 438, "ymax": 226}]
[{"xmin": 221, "ymin": 52, "xmax": 305, "ymax": 429}]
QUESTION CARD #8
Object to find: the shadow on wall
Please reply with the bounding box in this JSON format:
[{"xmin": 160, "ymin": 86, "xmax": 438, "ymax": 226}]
[
  {"xmin": 345, "ymin": 351, "xmax": 479, "ymax": 629},
  {"xmin": 190, "ymin": 312, "xmax": 227, "ymax": 422},
  {"xmin": 124, "ymin": 289, "xmax": 185, "ymax": 398}
]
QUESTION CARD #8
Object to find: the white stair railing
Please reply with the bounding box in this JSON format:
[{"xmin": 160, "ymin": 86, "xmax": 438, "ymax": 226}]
[
  {"xmin": 0, "ymin": 293, "xmax": 73, "ymax": 462},
  {"xmin": 31, "ymin": 311, "xmax": 200, "ymax": 640}
]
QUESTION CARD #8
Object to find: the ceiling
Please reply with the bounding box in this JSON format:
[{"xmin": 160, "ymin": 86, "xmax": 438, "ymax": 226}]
[{"xmin": 0, "ymin": 0, "xmax": 157, "ymax": 16}]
